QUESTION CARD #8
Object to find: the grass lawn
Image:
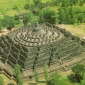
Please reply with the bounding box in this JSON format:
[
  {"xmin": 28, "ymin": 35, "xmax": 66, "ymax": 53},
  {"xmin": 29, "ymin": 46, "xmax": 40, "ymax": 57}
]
[
  {"xmin": 0, "ymin": 74, "xmax": 16, "ymax": 85},
  {"xmin": 57, "ymin": 24, "xmax": 85, "ymax": 38},
  {"xmin": 0, "ymin": 71, "xmax": 80, "ymax": 85}
]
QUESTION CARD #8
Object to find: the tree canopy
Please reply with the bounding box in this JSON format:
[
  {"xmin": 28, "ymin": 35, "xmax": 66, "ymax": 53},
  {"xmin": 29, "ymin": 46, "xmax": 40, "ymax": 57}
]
[
  {"xmin": 2, "ymin": 15, "xmax": 15, "ymax": 30},
  {"xmin": 70, "ymin": 64, "xmax": 85, "ymax": 83},
  {"xmin": 14, "ymin": 64, "xmax": 23, "ymax": 85}
]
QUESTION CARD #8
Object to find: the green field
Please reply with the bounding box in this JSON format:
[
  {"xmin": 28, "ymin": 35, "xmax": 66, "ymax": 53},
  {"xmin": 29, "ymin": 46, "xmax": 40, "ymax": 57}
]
[
  {"xmin": 0, "ymin": 0, "xmax": 51, "ymax": 18},
  {"xmin": 0, "ymin": 0, "xmax": 28, "ymax": 18}
]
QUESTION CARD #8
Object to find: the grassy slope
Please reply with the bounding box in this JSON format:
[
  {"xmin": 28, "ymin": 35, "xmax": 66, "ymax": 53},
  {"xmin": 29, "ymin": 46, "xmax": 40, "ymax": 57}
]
[
  {"xmin": 58, "ymin": 24, "xmax": 85, "ymax": 38},
  {"xmin": 0, "ymin": 74, "xmax": 16, "ymax": 85}
]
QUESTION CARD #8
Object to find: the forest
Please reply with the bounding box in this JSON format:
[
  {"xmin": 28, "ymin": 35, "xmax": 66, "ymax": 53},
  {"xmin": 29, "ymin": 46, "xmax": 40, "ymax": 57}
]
[{"xmin": 0, "ymin": 0, "xmax": 85, "ymax": 31}]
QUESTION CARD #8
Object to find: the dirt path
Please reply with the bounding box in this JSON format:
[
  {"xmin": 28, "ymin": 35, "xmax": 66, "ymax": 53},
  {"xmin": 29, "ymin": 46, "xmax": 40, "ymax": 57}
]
[{"xmin": 0, "ymin": 32, "xmax": 9, "ymax": 36}]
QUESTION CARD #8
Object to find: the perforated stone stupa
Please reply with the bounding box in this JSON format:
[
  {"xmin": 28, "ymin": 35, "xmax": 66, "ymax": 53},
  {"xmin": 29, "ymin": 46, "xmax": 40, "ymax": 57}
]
[{"xmin": 0, "ymin": 23, "xmax": 85, "ymax": 80}]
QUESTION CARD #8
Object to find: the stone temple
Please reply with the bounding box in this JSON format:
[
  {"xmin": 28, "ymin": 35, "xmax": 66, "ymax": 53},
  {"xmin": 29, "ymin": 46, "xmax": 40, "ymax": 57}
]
[{"xmin": 0, "ymin": 22, "xmax": 85, "ymax": 80}]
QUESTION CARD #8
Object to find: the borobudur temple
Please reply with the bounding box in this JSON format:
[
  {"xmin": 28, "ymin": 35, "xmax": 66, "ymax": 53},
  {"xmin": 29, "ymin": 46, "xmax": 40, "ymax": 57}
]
[{"xmin": 0, "ymin": 22, "xmax": 85, "ymax": 80}]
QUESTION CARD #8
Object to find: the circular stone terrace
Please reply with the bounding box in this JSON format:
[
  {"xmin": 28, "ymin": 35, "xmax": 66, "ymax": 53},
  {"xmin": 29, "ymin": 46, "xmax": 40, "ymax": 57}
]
[{"xmin": 13, "ymin": 23, "xmax": 61, "ymax": 46}]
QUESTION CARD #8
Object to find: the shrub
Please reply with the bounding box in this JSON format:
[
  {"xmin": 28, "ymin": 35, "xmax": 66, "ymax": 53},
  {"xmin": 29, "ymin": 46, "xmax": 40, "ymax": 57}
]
[
  {"xmin": 22, "ymin": 12, "xmax": 34, "ymax": 26},
  {"xmin": 33, "ymin": 0, "xmax": 41, "ymax": 6},
  {"xmin": 2, "ymin": 15, "xmax": 15, "ymax": 30},
  {"xmin": 14, "ymin": 14, "xmax": 20, "ymax": 24},
  {"xmin": 24, "ymin": 3, "xmax": 30, "ymax": 10},
  {"xmin": 39, "ymin": 7, "xmax": 57, "ymax": 24}
]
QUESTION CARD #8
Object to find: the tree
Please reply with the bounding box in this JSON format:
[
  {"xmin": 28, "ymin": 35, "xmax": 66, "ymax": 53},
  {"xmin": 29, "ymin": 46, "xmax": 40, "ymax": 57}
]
[
  {"xmin": 0, "ymin": 76, "xmax": 4, "ymax": 85},
  {"xmin": 24, "ymin": 3, "xmax": 30, "ymax": 10},
  {"xmin": 23, "ymin": 13, "xmax": 29, "ymax": 26},
  {"xmin": 23, "ymin": 11, "xmax": 38, "ymax": 25},
  {"xmin": 38, "ymin": 2, "xmax": 50, "ymax": 9},
  {"xmin": 33, "ymin": 0, "xmax": 41, "ymax": 7},
  {"xmin": 34, "ymin": 68, "xmax": 38, "ymax": 83},
  {"xmin": 58, "ymin": 7, "xmax": 77, "ymax": 24},
  {"xmin": 58, "ymin": 8, "xmax": 65, "ymax": 24},
  {"xmin": 39, "ymin": 7, "xmax": 57, "ymax": 24},
  {"xmin": 43, "ymin": 64, "xmax": 49, "ymax": 81},
  {"xmin": 64, "ymin": 8, "xmax": 70, "ymax": 24},
  {"xmin": 77, "ymin": 14, "xmax": 84, "ymax": 23},
  {"xmin": 14, "ymin": 14, "xmax": 20, "ymax": 25},
  {"xmin": 61, "ymin": 0, "xmax": 70, "ymax": 7},
  {"xmin": 79, "ymin": 0, "xmax": 84, "ymax": 6},
  {"xmin": 14, "ymin": 64, "xmax": 21, "ymax": 75},
  {"xmin": 69, "ymin": 7, "xmax": 77, "ymax": 24},
  {"xmin": 14, "ymin": 64, "xmax": 23, "ymax": 85},
  {"xmin": 78, "ymin": 73, "xmax": 85, "ymax": 85},
  {"xmin": 22, "ymin": 12, "xmax": 33, "ymax": 26},
  {"xmin": 51, "ymin": 72, "xmax": 60, "ymax": 79},
  {"xmin": 51, "ymin": 0, "xmax": 61, "ymax": 6},
  {"xmin": 69, "ymin": 0, "xmax": 79, "ymax": 6},
  {"xmin": 71, "ymin": 64, "xmax": 85, "ymax": 83},
  {"xmin": 31, "ymin": 6, "xmax": 40, "ymax": 15},
  {"xmin": 43, "ymin": 64, "xmax": 49, "ymax": 85},
  {"xmin": 12, "ymin": 5, "xmax": 19, "ymax": 10},
  {"xmin": 2, "ymin": 15, "xmax": 15, "ymax": 30},
  {"xmin": 17, "ymin": 75, "xmax": 23, "ymax": 85},
  {"xmin": 49, "ymin": 72, "xmax": 67, "ymax": 85},
  {"xmin": 31, "ymin": 0, "xmax": 41, "ymax": 15}
]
